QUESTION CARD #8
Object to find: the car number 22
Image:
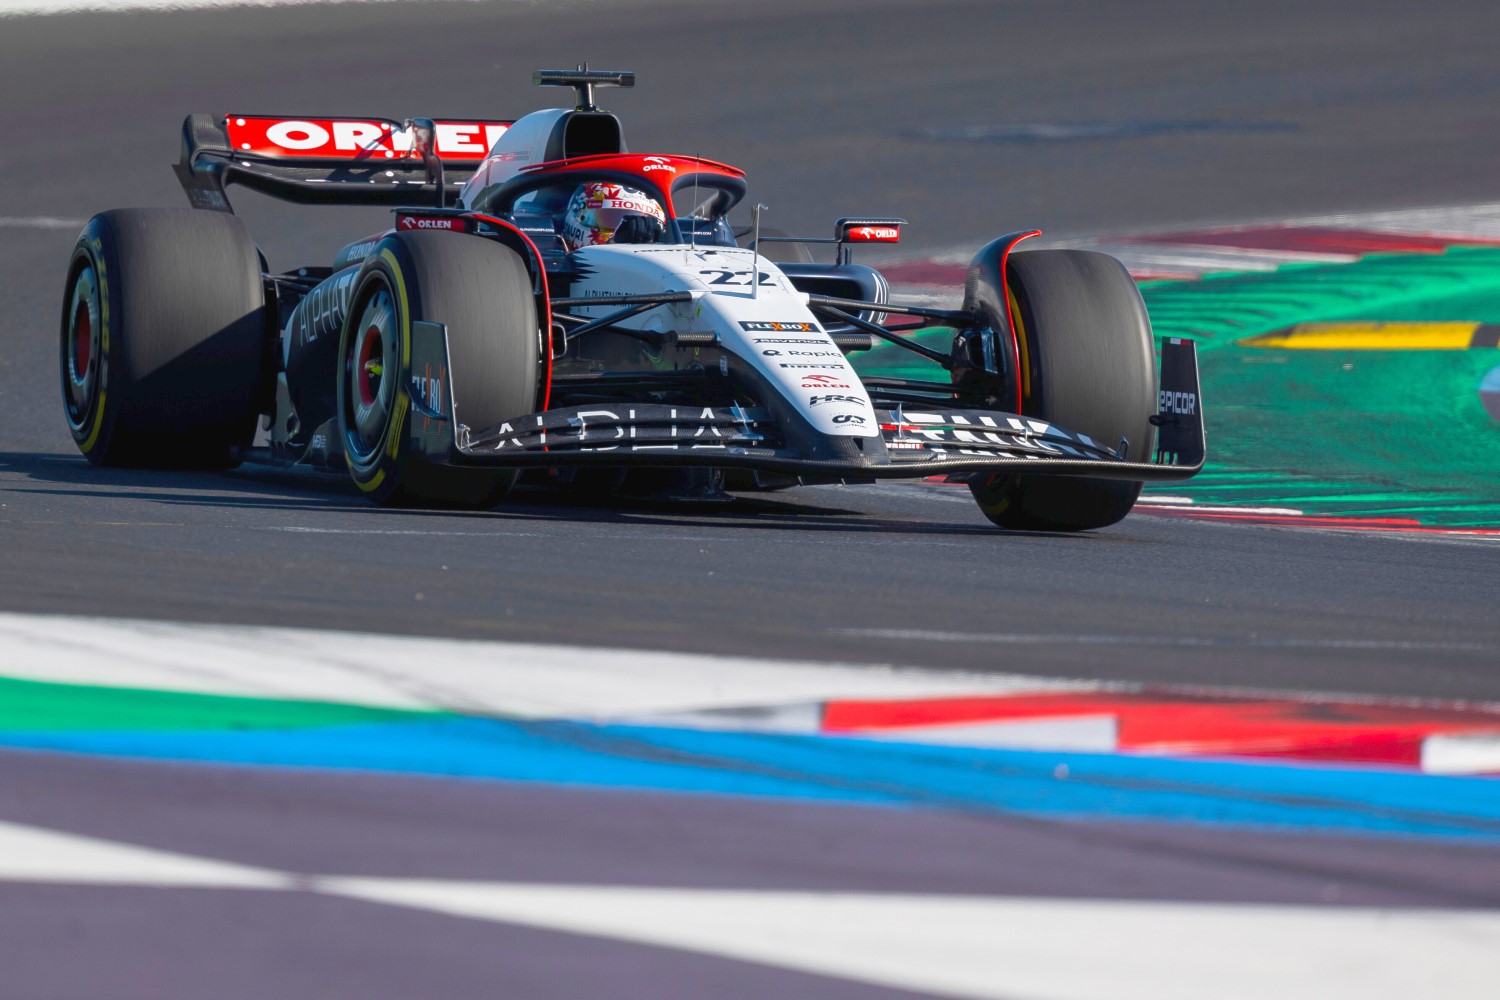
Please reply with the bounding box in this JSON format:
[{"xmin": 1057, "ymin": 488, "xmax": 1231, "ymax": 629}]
[{"xmin": 699, "ymin": 269, "xmax": 774, "ymax": 286}]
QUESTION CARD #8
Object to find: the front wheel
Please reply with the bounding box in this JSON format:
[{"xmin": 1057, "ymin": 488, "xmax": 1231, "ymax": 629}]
[
  {"xmin": 966, "ymin": 248, "xmax": 1156, "ymax": 531},
  {"xmin": 336, "ymin": 232, "xmax": 542, "ymax": 508}
]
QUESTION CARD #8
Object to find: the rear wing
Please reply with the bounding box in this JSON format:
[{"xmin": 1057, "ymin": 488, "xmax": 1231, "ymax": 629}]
[{"xmin": 174, "ymin": 114, "xmax": 512, "ymax": 212}]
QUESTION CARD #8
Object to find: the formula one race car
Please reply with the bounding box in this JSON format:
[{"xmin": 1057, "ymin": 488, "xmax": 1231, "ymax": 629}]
[{"xmin": 60, "ymin": 69, "xmax": 1203, "ymax": 530}]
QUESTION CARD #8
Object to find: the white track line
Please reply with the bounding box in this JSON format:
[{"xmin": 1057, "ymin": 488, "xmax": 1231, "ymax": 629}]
[
  {"xmin": 836, "ymin": 628, "xmax": 1496, "ymax": 653},
  {"xmin": 327, "ymin": 879, "xmax": 1500, "ymax": 1000},
  {"xmin": 0, "ymin": 0, "xmax": 472, "ymax": 14},
  {"xmin": 0, "ymin": 819, "xmax": 1495, "ymax": 1000},
  {"xmin": 891, "ymin": 200, "xmax": 1500, "ymax": 280},
  {"xmin": 0, "ymin": 216, "xmax": 83, "ymax": 229},
  {"xmin": 0, "ymin": 820, "xmax": 292, "ymax": 889},
  {"xmin": 0, "ymin": 611, "xmax": 1076, "ymax": 719}
]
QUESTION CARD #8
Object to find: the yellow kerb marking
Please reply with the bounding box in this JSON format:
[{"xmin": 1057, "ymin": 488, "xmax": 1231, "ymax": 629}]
[{"xmin": 1241, "ymin": 322, "xmax": 1480, "ymax": 350}]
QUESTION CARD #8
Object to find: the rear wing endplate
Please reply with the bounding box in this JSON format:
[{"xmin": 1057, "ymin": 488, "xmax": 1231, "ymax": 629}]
[{"xmin": 174, "ymin": 114, "xmax": 513, "ymax": 212}]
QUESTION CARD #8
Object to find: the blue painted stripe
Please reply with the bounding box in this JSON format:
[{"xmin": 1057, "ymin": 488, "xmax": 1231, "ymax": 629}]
[{"xmin": 1, "ymin": 718, "xmax": 1497, "ymax": 842}]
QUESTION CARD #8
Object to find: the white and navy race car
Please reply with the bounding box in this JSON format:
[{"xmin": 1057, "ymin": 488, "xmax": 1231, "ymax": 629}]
[{"xmin": 61, "ymin": 69, "xmax": 1202, "ymax": 530}]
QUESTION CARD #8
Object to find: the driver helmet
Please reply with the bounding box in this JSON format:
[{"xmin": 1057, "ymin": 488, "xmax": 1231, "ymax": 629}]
[{"xmin": 562, "ymin": 182, "xmax": 666, "ymax": 249}]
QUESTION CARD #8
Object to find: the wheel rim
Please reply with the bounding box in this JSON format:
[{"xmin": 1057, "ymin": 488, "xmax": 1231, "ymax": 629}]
[
  {"xmin": 343, "ymin": 284, "xmax": 398, "ymax": 464},
  {"xmin": 63, "ymin": 264, "xmax": 101, "ymax": 431}
]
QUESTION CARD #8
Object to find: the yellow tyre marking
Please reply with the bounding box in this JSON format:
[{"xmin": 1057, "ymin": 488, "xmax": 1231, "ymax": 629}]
[
  {"xmin": 379, "ymin": 248, "xmax": 412, "ymax": 367},
  {"xmin": 1007, "ymin": 285, "xmax": 1030, "ymax": 403},
  {"xmin": 385, "ymin": 392, "xmax": 408, "ymax": 460},
  {"xmin": 79, "ymin": 252, "xmax": 109, "ymax": 454},
  {"xmin": 347, "ymin": 248, "xmax": 411, "ymax": 485}
]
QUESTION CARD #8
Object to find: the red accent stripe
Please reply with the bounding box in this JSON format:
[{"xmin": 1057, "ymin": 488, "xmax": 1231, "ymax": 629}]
[{"xmin": 1000, "ymin": 231, "xmax": 1042, "ymax": 414}]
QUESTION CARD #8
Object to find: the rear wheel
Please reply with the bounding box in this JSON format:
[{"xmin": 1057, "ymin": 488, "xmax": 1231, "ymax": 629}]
[
  {"xmin": 61, "ymin": 209, "xmax": 267, "ymax": 467},
  {"xmin": 967, "ymin": 249, "xmax": 1156, "ymax": 531},
  {"xmin": 337, "ymin": 232, "xmax": 541, "ymax": 508}
]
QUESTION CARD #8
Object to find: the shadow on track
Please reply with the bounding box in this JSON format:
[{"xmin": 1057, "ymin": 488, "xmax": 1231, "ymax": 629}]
[{"xmin": 0, "ymin": 450, "xmax": 1114, "ymax": 542}]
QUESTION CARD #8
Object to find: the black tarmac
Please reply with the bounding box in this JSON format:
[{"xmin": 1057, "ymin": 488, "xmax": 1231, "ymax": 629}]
[{"xmin": 2, "ymin": 1, "xmax": 1499, "ymax": 995}]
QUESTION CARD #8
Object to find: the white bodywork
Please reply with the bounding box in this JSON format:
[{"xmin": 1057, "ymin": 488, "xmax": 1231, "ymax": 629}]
[
  {"xmin": 452, "ymin": 106, "xmax": 880, "ymax": 439},
  {"xmin": 457, "ymin": 109, "xmax": 569, "ymax": 209},
  {"xmin": 567, "ymin": 245, "xmax": 879, "ymax": 438}
]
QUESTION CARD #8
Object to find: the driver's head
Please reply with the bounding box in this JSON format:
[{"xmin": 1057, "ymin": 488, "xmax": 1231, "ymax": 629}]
[{"xmin": 562, "ymin": 182, "xmax": 666, "ymax": 249}]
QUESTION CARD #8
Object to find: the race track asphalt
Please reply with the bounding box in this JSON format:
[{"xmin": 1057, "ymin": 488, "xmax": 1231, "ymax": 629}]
[
  {"xmin": 2, "ymin": 1, "xmax": 1499, "ymax": 996},
  {"xmin": 1, "ymin": 0, "xmax": 1498, "ymax": 697}
]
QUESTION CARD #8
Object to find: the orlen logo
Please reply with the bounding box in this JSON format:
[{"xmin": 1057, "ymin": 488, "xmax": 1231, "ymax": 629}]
[
  {"xmin": 802, "ymin": 374, "xmax": 852, "ymax": 389},
  {"xmin": 845, "ymin": 226, "xmax": 900, "ymax": 243},
  {"xmin": 225, "ymin": 116, "xmax": 511, "ymax": 162},
  {"xmin": 642, "ymin": 156, "xmax": 677, "ymax": 174},
  {"xmin": 397, "ymin": 215, "xmax": 464, "ymax": 231}
]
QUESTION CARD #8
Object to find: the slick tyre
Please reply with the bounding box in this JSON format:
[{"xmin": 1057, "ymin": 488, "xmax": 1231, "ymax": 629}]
[
  {"xmin": 337, "ymin": 232, "xmax": 541, "ymax": 508},
  {"xmin": 969, "ymin": 249, "xmax": 1156, "ymax": 531},
  {"xmin": 61, "ymin": 209, "xmax": 267, "ymax": 468}
]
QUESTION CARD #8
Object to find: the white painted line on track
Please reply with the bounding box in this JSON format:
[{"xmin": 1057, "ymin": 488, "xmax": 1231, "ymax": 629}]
[
  {"xmin": 270, "ymin": 526, "xmax": 547, "ymax": 537},
  {"xmin": 325, "ymin": 878, "xmax": 1500, "ymax": 1000},
  {"xmin": 837, "ymin": 628, "xmax": 1497, "ymax": 653},
  {"xmin": 896, "ymin": 200, "xmax": 1500, "ymax": 278},
  {"xmin": 0, "ymin": 820, "xmax": 292, "ymax": 889},
  {"xmin": 0, "ymin": 0, "xmax": 477, "ymax": 15},
  {"xmin": 0, "ymin": 216, "xmax": 83, "ymax": 229},
  {"xmin": 0, "ymin": 611, "xmax": 1075, "ymax": 719},
  {"xmin": 0, "ymin": 818, "xmax": 1496, "ymax": 1000},
  {"xmin": 1294, "ymin": 201, "xmax": 1500, "ymax": 241},
  {"xmin": 1146, "ymin": 504, "xmax": 1305, "ymax": 515}
]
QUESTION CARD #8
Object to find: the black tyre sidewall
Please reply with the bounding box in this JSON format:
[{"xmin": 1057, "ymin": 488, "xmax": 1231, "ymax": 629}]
[
  {"xmin": 971, "ymin": 249, "xmax": 1156, "ymax": 531},
  {"xmin": 337, "ymin": 233, "xmax": 540, "ymax": 508},
  {"xmin": 61, "ymin": 210, "xmax": 266, "ymax": 468}
]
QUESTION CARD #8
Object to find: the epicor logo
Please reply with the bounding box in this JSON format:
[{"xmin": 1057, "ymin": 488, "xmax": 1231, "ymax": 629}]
[{"xmin": 1159, "ymin": 390, "xmax": 1197, "ymax": 416}]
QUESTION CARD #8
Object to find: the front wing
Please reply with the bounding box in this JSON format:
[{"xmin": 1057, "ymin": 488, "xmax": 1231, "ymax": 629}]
[{"xmin": 405, "ymin": 322, "xmax": 1206, "ymax": 483}]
